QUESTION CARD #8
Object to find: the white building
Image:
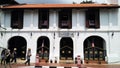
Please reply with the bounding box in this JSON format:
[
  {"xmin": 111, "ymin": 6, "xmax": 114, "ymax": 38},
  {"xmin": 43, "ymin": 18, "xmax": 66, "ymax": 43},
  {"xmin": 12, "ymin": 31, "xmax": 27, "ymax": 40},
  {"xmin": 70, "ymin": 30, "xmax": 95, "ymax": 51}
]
[{"xmin": 0, "ymin": 0, "xmax": 120, "ymax": 64}]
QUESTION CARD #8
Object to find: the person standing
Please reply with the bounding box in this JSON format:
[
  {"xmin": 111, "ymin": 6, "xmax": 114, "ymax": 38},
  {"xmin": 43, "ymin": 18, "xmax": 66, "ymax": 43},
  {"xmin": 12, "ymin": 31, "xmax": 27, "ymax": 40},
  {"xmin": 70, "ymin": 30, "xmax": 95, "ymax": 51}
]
[
  {"xmin": 5, "ymin": 49, "xmax": 12, "ymax": 68},
  {"xmin": 25, "ymin": 48, "xmax": 32, "ymax": 66},
  {"xmin": 1, "ymin": 48, "xmax": 6, "ymax": 65},
  {"xmin": 11, "ymin": 48, "xmax": 17, "ymax": 64}
]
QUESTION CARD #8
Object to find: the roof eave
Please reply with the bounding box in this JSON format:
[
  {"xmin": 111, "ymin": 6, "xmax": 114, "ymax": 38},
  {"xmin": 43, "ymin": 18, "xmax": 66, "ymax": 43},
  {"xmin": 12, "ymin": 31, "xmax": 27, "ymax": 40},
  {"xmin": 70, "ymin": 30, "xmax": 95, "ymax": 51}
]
[{"xmin": 1, "ymin": 4, "xmax": 120, "ymax": 9}]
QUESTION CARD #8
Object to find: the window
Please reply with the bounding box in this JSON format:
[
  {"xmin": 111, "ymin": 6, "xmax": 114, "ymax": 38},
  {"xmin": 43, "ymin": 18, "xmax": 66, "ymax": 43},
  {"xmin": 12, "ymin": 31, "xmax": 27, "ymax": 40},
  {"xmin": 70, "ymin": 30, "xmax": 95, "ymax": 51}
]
[
  {"xmin": 11, "ymin": 10, "xmax": 23, "ymax": 29},
  {"xmin": 38, "ymin": 9, "xmax": 49, "ymax": 29},
  {"xmin": 59, "ymin": 9, "xmax": 72, "ymax": 29},
  {"xmin": 86, "ymin": 9, "xmax": 100, "ymax": 28}
]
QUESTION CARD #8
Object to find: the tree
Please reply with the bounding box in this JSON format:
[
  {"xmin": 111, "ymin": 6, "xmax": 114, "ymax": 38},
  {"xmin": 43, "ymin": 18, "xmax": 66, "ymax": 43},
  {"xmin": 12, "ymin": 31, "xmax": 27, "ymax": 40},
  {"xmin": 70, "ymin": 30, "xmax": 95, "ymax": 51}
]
[{"xmin": 0, "ymin": 0, "xmax": 19, "ymax": 5}]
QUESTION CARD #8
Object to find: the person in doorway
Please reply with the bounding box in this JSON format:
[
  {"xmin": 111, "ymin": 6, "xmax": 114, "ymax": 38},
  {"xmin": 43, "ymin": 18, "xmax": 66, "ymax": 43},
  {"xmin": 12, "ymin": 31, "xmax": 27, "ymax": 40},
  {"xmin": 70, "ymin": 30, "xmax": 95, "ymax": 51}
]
[
  {"xmin": 38, "ymin": 51, "xmax": 42, "ymax": 62},
  {"xmin": 11, "ymin": 48, "xmax": 17, "ymax": 64},
  {"xmin": 44, "ymin": 51, "xmax": 48, "ymax": 58},
  {"xmin": 44, "ymin": 51, "xmax": 49, "ymax": 63},
  {"xmin": 1, "ymin": 48, "xmax": 6, "ymax": 65},
  {"xmin": 38, "ymin": 51, "xmax": 42, "ymax": 58},
  {"xmin": 25, "ymin": 48, "xmax": 32, "ymax": 66}
]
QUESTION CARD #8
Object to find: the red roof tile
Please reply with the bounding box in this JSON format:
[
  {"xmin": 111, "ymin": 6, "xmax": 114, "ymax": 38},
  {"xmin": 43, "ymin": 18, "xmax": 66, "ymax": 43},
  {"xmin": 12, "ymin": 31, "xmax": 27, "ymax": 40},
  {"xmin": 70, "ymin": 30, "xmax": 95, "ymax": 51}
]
[{"xmin": 1, "ymin": 4, "xmax": 120, "ymax": 9}]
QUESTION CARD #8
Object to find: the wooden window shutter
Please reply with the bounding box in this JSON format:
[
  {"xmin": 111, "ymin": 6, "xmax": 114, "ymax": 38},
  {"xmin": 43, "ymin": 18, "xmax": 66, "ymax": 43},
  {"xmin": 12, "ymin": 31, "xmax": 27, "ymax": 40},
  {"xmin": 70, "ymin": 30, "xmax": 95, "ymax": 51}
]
[
  {"xmin": 59, "ymin": 9, "xmax": 72, "ymax": 29},
  {"xmin": 18, "ymin": 11, "xmax": 23, "ymax": 29},
  {"xmin": 11, "ymin": 10, "xmax": 23, "ymax": 29},
  {"xmin": 38, "ymin": 20, "xmax": 42, "ymax": 28},
  {"xmin": 68, "ymin": 11, "xmax": 72, "ymax": 29},
  {"xmin": 58, "ymin": 12, "xmax": 62, "ymax": 28},
  {"xmin": 11, "ymin": 12, "xmax": 16, "ymax": 28},
  {"xmin": 68, "ymin": 20, "xmax": 72, "ymax": 29},
  {"xmin": 38, "ymin": 9, "xmax": 49, "ymax": 29},
  {"xmin": 95, "ymin": 10, "xmax": 100, "ymax": 28},
  {"xmin": 11, "ymin": 11, "xmax": 18, "ymax": 28},
  {"xmin": 85, "ymin": 11, "xmax": 89, "ymax": 28},
  {"xmin": 46, "ymin": 11, "xmax": 49, "ymax": 28},
  {"xmin": 38, "ymin": 11, "xmax": 42, "ymax": 28},
  {"xmin": 85, "ymin": 9, "xmax": 100, "ymax": 29}
]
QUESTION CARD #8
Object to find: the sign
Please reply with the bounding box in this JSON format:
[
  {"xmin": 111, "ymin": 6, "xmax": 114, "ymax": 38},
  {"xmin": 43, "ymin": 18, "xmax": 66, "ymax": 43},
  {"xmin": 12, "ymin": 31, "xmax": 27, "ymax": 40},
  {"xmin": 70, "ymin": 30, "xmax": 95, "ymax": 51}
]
[{"xmin": 59, "ymin": 31, "xmax": 74, "ymax": 37}]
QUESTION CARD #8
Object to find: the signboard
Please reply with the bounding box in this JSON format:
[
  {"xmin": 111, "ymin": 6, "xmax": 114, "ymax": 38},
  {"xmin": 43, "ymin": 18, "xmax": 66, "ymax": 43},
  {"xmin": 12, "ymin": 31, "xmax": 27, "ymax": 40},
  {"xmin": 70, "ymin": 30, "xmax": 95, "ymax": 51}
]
[{"xmin": 59, "ymin": 31, "xmax": 74, "ymax": 37}]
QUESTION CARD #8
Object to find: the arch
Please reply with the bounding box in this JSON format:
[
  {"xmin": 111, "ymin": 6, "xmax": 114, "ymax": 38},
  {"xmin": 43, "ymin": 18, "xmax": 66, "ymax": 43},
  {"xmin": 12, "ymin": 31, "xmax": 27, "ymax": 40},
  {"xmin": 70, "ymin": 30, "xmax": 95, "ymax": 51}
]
[
  {"xmin": 60, "ymin": 37, "xmax": 73, "ymax": 60},
  {"xmin": 37, "ymin": 36, "xmax": 50, "ymax": 60},
  {"xmin": 83, "ymin": 35, "xmax": 106, "ymax": 63},
  {"xmin": 8, "ymin": 36, "xmax": 27, "ymax": 59}
]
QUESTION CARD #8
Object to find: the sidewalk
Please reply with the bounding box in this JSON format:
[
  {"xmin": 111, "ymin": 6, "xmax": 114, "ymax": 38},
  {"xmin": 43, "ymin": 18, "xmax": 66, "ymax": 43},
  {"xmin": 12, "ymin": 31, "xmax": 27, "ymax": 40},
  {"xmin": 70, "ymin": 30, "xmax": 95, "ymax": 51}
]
[
  {"xmin": 1, "ymin": 63, "xmax": 120, "ymax": 68},
  {"xmin": 1, "ymin": 59, "xmax": 120, "ymax": 68}
]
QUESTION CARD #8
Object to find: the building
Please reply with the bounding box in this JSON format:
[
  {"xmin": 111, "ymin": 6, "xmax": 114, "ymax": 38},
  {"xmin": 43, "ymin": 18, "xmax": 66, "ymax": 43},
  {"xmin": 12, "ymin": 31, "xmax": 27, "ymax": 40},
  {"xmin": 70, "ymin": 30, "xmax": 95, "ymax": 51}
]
[{"xmin": 0, "ymin": 0, "xmax": 120, "ymax": 64}]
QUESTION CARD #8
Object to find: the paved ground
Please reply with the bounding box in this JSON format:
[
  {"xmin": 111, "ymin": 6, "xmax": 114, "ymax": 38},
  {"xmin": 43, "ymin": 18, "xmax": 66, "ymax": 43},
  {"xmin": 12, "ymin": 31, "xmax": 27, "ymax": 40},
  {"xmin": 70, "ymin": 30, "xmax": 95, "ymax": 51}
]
[
  {"xmin": 1, "ymin": 63, "xmax": 120, "ymax": 68},
  {"xmin": 1, "ymin": 59, "xmax": 120, "ymax": 68}
]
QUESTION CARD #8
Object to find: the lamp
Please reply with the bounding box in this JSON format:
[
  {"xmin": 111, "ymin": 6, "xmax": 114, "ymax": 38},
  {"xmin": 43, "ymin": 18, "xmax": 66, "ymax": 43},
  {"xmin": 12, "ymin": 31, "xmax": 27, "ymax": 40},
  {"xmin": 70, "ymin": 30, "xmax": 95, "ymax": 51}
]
[
  {"xmin": 111, "ymin": 32, "xmax": 114, "ymax": 37},
  {"xmin": 30, "ymin": 32, "xmax": 32, "ymax": 37},
  {"xmin": 1, "ymin": 32, "xmax": 3, "ymax": 36},
  {"xmin": 77, "ymin": 32, "xmax": 79, "ymax": 36},
  {"xmin": 53, "ymin": 32, "xmax": 55, "ymax": 39}
]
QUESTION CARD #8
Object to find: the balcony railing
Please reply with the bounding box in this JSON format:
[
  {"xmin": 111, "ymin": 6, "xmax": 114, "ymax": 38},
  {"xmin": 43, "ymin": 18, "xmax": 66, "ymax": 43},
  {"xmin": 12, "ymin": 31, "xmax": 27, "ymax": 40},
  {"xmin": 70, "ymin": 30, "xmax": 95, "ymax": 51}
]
[
  {"xmin": 42, "ymin": 20, "xmax": 48, "ymax": 26},
  {"xmin": 61, "ymin": 21, "xmax": 68, "ymax": 26},
  {"xmin": 89, "ymin": 20, "xmax": 95, "ymax": 26},
  {"xmin": 40, "ymin": 20, "xmax": 48, "ymax": 26},
  {"xmin": 12, "ymin": 21, "xmax": 19, "ymax": 28},
  {"xmin": 39, "ymin": 20, "xmax": 49, "ymax": 28},
  {"xmin": 60, "ymin": 20, "xmax": 71, "ymax": 27}
]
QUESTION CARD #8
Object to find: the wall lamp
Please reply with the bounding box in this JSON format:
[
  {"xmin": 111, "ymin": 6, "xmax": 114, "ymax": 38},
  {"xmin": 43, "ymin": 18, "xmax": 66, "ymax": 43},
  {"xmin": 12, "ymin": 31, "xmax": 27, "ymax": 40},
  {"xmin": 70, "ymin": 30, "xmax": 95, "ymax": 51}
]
[
  {"xmin": 53, "ymin": 32, "xmax": 55, "ymax": 39},
  {"xmin": 77, "ymin": 32, "xmax": 79, "ymax": 36},
  {"xmin": 1, "ymin": 32, "xmax": 3, "ymax": 36},
  {"xmin": 30, "ymin": 32, "xmax": 32, "ymax": 37},
  {"xmin": 111, "ymin": 32, "xmax": 114, "ymax": 37}
]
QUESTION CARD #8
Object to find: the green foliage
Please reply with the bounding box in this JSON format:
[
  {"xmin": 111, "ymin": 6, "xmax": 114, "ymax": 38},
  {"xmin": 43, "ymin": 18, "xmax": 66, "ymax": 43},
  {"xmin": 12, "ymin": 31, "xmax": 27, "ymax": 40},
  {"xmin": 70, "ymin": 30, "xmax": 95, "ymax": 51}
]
[{"xmin": 80, "ymin": 1, "xmax": 94, "ymax": 4}]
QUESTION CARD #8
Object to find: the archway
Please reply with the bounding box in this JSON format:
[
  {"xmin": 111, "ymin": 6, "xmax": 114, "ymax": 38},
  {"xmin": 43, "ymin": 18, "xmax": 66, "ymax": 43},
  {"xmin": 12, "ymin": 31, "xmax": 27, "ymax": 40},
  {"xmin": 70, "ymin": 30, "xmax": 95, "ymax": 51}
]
[
  {"xmin": 60, "ymin": 37, "xmax": 73, "ymax": 60},
  {"xmin": 8, "ymin": 36, "xmax": 27, "ymax": 60},
  {"xmin": 37, "ymin": 36, "xmax": 50, "ymax": 60},
  {"xmin": 84, "ymin": 36, "xmax": 106, "ymax": 63}
]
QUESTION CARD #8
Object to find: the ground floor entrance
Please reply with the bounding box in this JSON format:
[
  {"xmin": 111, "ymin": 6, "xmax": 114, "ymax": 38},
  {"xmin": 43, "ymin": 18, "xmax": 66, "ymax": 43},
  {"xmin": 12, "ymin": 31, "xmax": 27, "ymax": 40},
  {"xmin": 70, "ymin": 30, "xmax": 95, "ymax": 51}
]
[
  {"xmin": 6, "ymin": 35, "xmax": 107, "ymax": 64},
  {"xmin": 8, "ymin": 36, "xmax": 27, "ymax": 60},
  {"xmin": 59, "ymin": 37, "xmax": 73, "ymax": 63},
  {"xmin": 37, "ymin": 36, "xmax": 50, "ymax": 62},
  {"xmin": 84, "ymin": 36, "xmax": 106, "ymax": 64}
]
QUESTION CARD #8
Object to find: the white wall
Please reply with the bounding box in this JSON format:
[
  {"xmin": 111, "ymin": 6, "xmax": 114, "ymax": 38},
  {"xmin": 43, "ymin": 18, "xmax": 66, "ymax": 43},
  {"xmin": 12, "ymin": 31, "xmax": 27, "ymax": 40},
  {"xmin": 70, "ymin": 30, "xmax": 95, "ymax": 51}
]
[
  {"xmin": 1, "ymin": 6, "xmax": 120, "ymax": 63},
  {"xmin": 24, "ymin": 10, "xmax": 34, "ymax": 29},
  {"xmin": 108, "ymin": 32, "xmax": 120, "ymax": 63}
]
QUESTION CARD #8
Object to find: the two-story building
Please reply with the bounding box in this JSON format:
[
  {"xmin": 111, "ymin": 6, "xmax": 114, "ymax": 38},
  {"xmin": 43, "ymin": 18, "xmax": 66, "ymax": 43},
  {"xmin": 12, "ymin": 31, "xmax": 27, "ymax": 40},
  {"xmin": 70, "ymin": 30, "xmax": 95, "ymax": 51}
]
[{"xmin": 0, "ymin": 0, "xmax": 120, "ymax": 64}]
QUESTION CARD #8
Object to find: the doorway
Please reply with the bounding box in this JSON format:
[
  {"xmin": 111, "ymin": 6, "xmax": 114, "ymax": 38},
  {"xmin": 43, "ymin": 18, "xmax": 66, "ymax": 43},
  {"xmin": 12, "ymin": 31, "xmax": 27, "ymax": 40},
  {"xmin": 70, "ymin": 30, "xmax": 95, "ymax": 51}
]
[
  {"xmin": 37, "ymin": 36, "xmax": 50, "ymax": 60},
  {"xmin": 8, "ymin": 36, "xmax": 27, "ymax": 60},
  {"xmin": 60, "ymin": 37, "xmax": 73, "ymax": 60},
  {"xmin": 84, "ymin": 36, "xmax": 106, "ymax": 63}
]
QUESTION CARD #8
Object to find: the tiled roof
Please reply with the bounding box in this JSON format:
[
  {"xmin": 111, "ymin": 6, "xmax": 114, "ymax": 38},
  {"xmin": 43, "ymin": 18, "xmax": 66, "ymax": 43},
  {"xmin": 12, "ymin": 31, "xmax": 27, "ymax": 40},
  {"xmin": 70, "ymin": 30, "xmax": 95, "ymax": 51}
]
[{"xmin": 1, "ymin": 4, "xmax": 120, "ymax": 9}]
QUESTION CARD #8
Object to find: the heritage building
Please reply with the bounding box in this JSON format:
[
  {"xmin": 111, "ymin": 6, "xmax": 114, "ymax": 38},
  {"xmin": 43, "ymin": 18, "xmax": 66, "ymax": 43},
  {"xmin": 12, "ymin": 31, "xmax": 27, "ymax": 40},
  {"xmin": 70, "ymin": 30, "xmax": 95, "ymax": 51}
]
[{"xmin": 0, "ymin": 0, "xmax": 120, "ymax": 64}]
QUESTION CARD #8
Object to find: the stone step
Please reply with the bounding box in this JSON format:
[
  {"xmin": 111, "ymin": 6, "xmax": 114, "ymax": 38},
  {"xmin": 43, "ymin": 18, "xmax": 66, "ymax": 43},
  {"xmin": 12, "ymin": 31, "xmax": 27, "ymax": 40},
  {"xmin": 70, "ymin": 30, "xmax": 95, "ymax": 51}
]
[
  {"xmin": 59, "ymin": 60, "xmax": 74, "ymax": 64},
  {"xmin": 39, "ymin": 59, "xmax": 48, "ymax": 63},
  {"xmin": 84, "ymin": 60, "xmax": 107, "ymax": 64}
]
